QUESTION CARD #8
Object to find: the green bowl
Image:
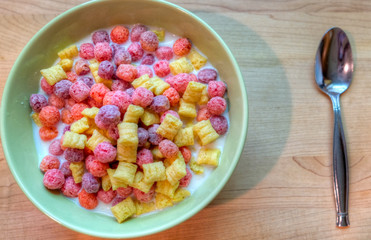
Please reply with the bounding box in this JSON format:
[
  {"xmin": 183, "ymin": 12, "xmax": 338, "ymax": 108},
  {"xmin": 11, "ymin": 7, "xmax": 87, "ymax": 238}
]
[{"xmin": 0, "ymin": 0, "xmax": 248, "ymax": 238}]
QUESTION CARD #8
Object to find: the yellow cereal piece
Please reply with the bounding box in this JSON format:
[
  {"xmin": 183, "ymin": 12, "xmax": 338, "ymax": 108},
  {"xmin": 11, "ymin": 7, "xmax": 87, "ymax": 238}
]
[
  {"xmin": 58, "ymin": 45, "xmax": 78, "ymax": 59},
  {"xmin": 156, "ymin": 180, "xmax": 179, "ymax": 198},
  {"xmin": 130, "ymin": 171, "xmax": 154, "ymax": 193},
  {"xmin": 197, "ymin": 148, "xmax": 221, "ymax": 166},
  {"xmin": 89, "ymin": 60, "xmax": 99, "ymax": 69},
  {"xmin": 178, "ymin": 98, "xmax": 197, "ymax": 118},
  {"xmin": 81, "ymin": 107, "xmax": 99, "ymax": 119},
  {"xmin": 132, "ymin": 74, "xmax": 151, "ymax": 89},
  {"xmin": 140, "ymin": 110, "xmax": 160, "ymax": 126},
  {"xmin": 187, "ymin": 49, "xmax": 207, "ymax": 70},
  {"xmin": 62, "ymin": 131, "xmax": 87, "ymax": 149},
  {"xmin": 174, "ymin": 127, "xmax": 194, "ymax": 147},
  {"xmin": 135, "ymin": 200, "xmax": 156, "ymax": 215},
  {"xmin": 166, "ymin": 154, "xmax": 187, "ymax": 185},
  {"xmin": 69, "ymin": 162, "xmax": 84, "ymax": 183},
  {"xmin": 163, "ymin": 157, "xmax": 176, "ymax": 168},
  {"xmin": 111, "ymin": 197, "xmax": 136, "ymax": 223},
  {"xmin": 31, "ymin": 113, "xmax": 42, "ymax": 127},
  {"xmin": 183, "ymin": 81, "xmax": 206, "ymax": 103},
  {"xmin": 143, "ymin": 161, "xmax": 166, "ymax": 183},
  {"xmin": 40, "ymin": 64, "xmax": 67, "ymax": 86},
  {"xmin": 198, "ymin": 87, "xmax": 209, "ymax": 106},
  {"xmin": 71, "ymin": 117, "xmax": 90, "ymax": 134},
  {"xmin": 172, "ymin": 188, "xmax": 191, "ymax": 203},
  {"xmin": 169, "ymin": 57, "xmax": 193, "ymax": 75},
  {"xmin": 152, "ymin": 29, "xmax": 165, "ymax": 42},
  {"xmin": 156, "ymin": 114, "xmax": 182, "ymax": 140},
  {"xmin": 58, "ymin": 58, "xmax": 74, "ymax": 71},
  {"xmin": 113, "ymin": 162, "xmax": 138, "ymax": 185},
  {"xmin": 123, "ymin": 104, "xmax": 144, "ymax": 123},
  {"xmin": 151, "ymin": 146, "xmax": 164, "ymax": 160},
  {"xmin": 117, "ymin": 122, "xmax": 138, "ymax": 146},
  {"xmin": 190, "ymin": 157, "xmax": 204, "ymax": 174},
  {"xmin": 155, "ymin": 193, "xmax": 173, "ymax": 209},
  {"xmin": 86, "ymin": 130, "xmax": 110, "ymax": 151},
  {"xmin": 117, "ymin": 144, "xmax": 137, "ymax": 163},
  {"xmin": 193, "ymin": 120, "xmax": 219, "ymax": 145},
  {"xmin": 102, "ymin": 174, "xmax": 112, "ymax": 191},
  {"xmin": 147, "ymin": 77, "xmax": 170, "ymax": 95},
  {"xmin": 107, "ymin": 168, "xmax": 127, "ymax": 190}
]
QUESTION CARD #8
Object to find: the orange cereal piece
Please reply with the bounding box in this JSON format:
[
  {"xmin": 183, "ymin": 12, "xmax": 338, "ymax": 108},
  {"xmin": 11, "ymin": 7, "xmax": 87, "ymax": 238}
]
[
  {"xmin": 162, "ymin": 87, "xmax": 180, "ymax": 107},
  {"xmin": 78, "ymin": 189, "xmax": 98, "ymax": 209},
  {"xmin": 61, "ymin": 108, "xmax": 74, "ymax": 124},
  {"xmin": 48, "ymin": 94, "xmax": 65, "ymax": 109},
  {"xmin": 90, "ymin": 83, "xmax": 110, "ymax": 106},
  {"xmin": 39, "ymin": 126, "xmax": 58, "ymax": 141},
  {"xmin": 110, "ymin": 25, "xmax": 129, "ymax": 44},
  {"xmin": 66, "ymin": 71, "xmax": 78, "ymax": 83},
  {"xmin": 39, "ymin": 106, "xmax": 60, "ymax": 127},
  {"xmin": 103, "ymin": 91, "xmax": 115, "ymax": 105},
  {"xmin": 71, "ymin": 103, "xmax": 89, "ymax": 121},
  {"xmin": 173, "ymin": 38, "xmax": 192, "ymax": 56}
]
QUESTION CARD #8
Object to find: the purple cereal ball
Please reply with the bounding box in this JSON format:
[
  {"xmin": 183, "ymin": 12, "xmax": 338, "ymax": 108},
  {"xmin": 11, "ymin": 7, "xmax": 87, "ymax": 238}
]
[
  {"xmin": 98, "ymin": 60, "xmax": 115, "ymax": 79},
  {"xmin": 207, "ymin": 96, "xmax": 227, "ymax": 115},
  {"xmin": 29, "ymin": 94, "xmax": 48, "ymax": 113},
  {"xmin": 155, "ymin": 46, "xmax": 173, "ymax": 60},
  {"xmin": 82, "ymin": 172, "xmax": 100, "ymax": 193},
  {"xmin": 49, "ymin": 139, "xmax": 64, "ymax": 156},
  {"xmin": 61, "ymin": 176, "xmax": 81, "ymax": 197},
  {"xmin": 107, "ymin": 125, "xmax": 119, "ymax": 140},
  {"xmin": 150, "ymin": 95, "xmax": 170, "ymax": 114},
  {"xmin": 159, "ymin": 139, "xmax": 179, "ymax": 158},
  {"xmin": 64, "ymin": 148, "xmax": 85, "ymax": 162},
  {"xmin": 63, "ymin": 125, "xmax": 71, "ymax": 134},
  {"xmin": 94, "ymin": 42, "xmax": 112, "ymax": 62},
  {"xmin": 74, "ymin": 59, "xmax": 90, "ymax": 76},
  {"xmin": 69, "ymin": 81, "xmax": 90, "ymax": 102},
  {"xmin": 111, "ymin": 80, "xmax": 132, "ymax": 92},
  {"xmin": 210, "ymin": 115, "xmax": 228, "ymax": 135},
  {"xmin": 94, "ymin": 142, "xmax": 117, "ymax": 163},
  {"xmin": 132, "ymin": 87, "xmax": 154, "ymax": 108},
  {"xmin": 95, "ymin": 105, "xmax": 121, "ymax": 129},
  {"xmin": 130, "ymin": 24, "xmax": 148, "ymax": 42},
  {"xmin": 43, "ymin": 169, "xmax": 65, "ymax": 190},
  {"xmin": 148, "ymin": 124, "xmax": 163, "ymax": 145},
  {"xmin": 141, "ymin": 54, "xmax": 155, "ymax": 65},
  {"xmin": 112, "ymin": 196, "xmax": 125, "ymax": 206},
  {"xmin": 53, "ymin": 80, "xmax": 72, "ymax": 99},
  {"xmin": 140, "ymin": 31, "xmax": 159, "ymax": 52},
  {"xmin": 137, "ymin": 127, "xmax": 149, "ymax": 147},
  {"xmin": 127, "ymin": 42, "xmax": 144, "ymax": 62},
  {"xmin": 78, "ymin": 76, "xmax": 94, "ymax": 88},
  {"xmin": 92, "ymin": 30, "xmax": 110, "ymax": 44},
  {"xmin": 116, "ymin": 186, "xmax": 133, "ymax": 198},
  {"xmin": 79, "ymin": 43, "xmax": 95, "ymax": 59},
  {"xmin": 60, "ymin": 161, "xmax": 72, "ymax": 176},
  {"xmin": 125, "ymin": 88, "xmax": 135, "ymax": 97},
  {"xmin": 136, "ymin": 148, "xmax": 153, "ymax": 169},
  {"xmin": 197, "ymin": 68, "xmax": 218, "ymax": 84},
  {"xmin": 113, "ymin": 48, "xmax": 132, "ymax": 66}
]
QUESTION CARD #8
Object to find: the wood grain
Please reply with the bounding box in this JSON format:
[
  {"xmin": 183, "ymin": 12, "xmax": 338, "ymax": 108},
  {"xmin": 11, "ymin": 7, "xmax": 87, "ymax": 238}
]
[{"xmin": 2, "ymin": 0, "xmax": 371, "ymax": 239}]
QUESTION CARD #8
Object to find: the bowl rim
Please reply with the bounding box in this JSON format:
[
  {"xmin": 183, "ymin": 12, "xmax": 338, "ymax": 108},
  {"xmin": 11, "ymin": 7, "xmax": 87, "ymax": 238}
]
[{"xmin": 0, "ymin": 0, "xmax": 248, "ymax": 238}]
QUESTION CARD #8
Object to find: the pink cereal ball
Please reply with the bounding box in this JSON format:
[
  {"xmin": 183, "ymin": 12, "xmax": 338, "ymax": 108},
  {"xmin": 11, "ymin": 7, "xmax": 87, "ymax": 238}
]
[
  {"xmin": 116, "ymin": 186, "xmax": 133, "ymax": 198},
  {"xmin": 54, "ymin": 80, "xmax": 72, "ymax": 99},
  {"xmin": 148, "ymin": 124, "xmax": 163, "ymax": 145},
  {"xmin": 87, "ymin": 156, "xmax": 109, "ymax": 177},
  {"xmin": 97, "ymin": 189, "xmax": 117, "ymax": 204},
  {"xmin": 92, "ymin": 30, "xmax": 110, "ymax": 44},
  {"xmin": 43, "ymin": 169, "xmax": 65, "ymax": 190},
  {"xmin": 110, "ymin": 90, "xmax": 132, "ymax": 113},
  {"xmin": 95, "ymin": 104, "xmax": 121, "ymax": 129},
  {"xmin": 40, "ymin": 155, "xmax": 60, "ymax": 172},
  {"xmin": 49, "ymin": 139, "xmax": 64, "ymax": 156},
  {"xmin": 98, "ymin": 60, "xmax": 115, "ymax": 79},
  {"xmin": 150, "ymin": 95, "xmax": 170, "ymax": 114},
  {"xmin": 190, "ymin": 74, "xmax": 198, "ymax": 82},
  {"xmin": 140, "ymin": 31, "xmax": 159, "ymax": 52},
  {"xmin": 136, "ymin": 148, "xmax": 154, "ymax": 169},
  {"xmin": 108, "ymin": 125, "xmax": 120, "ymax": 140},
  {"xmin": 82, "ymin": 172, "xmax": 100, "ymax": 193},
  {"xmin": 179, "ymin": 168, "xmax": 192, "ymax": 187},
  {"xmin": 207, "ymin": 97, "xmax": 227, "ymax": 115},
  {"xmin": 166, "ymin": 73, "xmax": 192, "ymax": 94},
  {"xmin": 113, "ymin": 48, "xmax": 132, "ymax": 66},
  {"xmin": 155, "ymin": 46, "xmax": 173, "ymax": 60},
  {"xmin": 173, "ymin": 38, "xmax": 192, "ymax": 56},
  {"xmin": 61, "ymin": 176, "xmax": 81, "ymax": 198},
  {"xmin": 64, "ymin": 148, "xmax": 85, "ymax": 162},
  {"xmin": 210, "ymin": 115, "xmax": 228, "ymax": 135},
  {"xmin": 94, "ymin": 142, "xmax": 117, "ymax": 163},
  {"xmin": 141, "ymin": 54, "xmax": 155, "ymax": 65},
  {"xmin": 134, "ymin": 186, "xmax": 155, "ymax": 202},
  {"xmin": 74, "ymin": 59, "xmax": 90, "ymax": 76},
  {"xmin": 39, "ymin": 106, "xmax": 60, "ymax": 127},
  {"xmin": 125, "ymin": 87, "xmax": 135, "ymax": 97},
  {"xmin": 179, "ymin": 146, "xmax": 192, "ymax": 164},
  {"xmin": 136, "ymin": 65, "xmax": 153, "ymax": 78},
  {"xmin": 116, "ymin": 64, "xmax": 138, "ymax": 82},
  {"xmin": 208, "ymin": 81, "xmax": 226, "ymax": 98},
  {"xmin": 159, "ymin": 139, "xmax": 179, "ymax": 158},
  {"xmin": 111, "ymin": 80, "xmax": 132, "ymax": 92},
  {"xmin": 160, "ymin": 110, "xmax": 180, "ymax": 123},
  {"xmin": 162, "ymin": 87, "xmax": 180, "ymax": 107},
  {"xmin": 60, "ymin": 161, "xmax": 72, "ymax": 177},
  {"xmin": 29, "ymin": 94, "xmax": 48, "ymax": 113},
  {"xmin": 197, "ymin": 68, "xmax": 218, "ymax": 84},
  {"xmin": 112, "ymin": 196, "xmax": 125, "ymax": 206},
  {"xmin": 69, "ymin": 80, "xmax": 90, "ymax": 102},
  {"xmin": 48, "ymin": 94, "xmax": 65, "ymax": 109},
  {"xmin": 197, "ymin": 107, "xmax": 212, "ymax": 121},
  {"xmin": 137, "ymin": 127, "xmax": 149, "ymax": 147},
  {"xmin": 79, "ymin": 43, "xmax": 95, "ymax": 59},
  {"xmin": 41, "ymin": 77, "xmax": 54, "ymax": 95},
  {"xmin": 127, "ymin": 42, "xmax": 144, "ymax": 62},
  {"xmin": 130, "ymin": 24, "xmax": 148, "ymax": 42},
  {"xmin": 132, "ymin": 87, "xmax": 154, "ymax": 108},
  {"xmin": 103, "ymin": 91, "xmax": 115, "ymax": 106},
  {"xmin": 153, "ymin": 60, "xmax": 170, "ymax": 77},
  {"xmin": 78, "ymin": 76, "xmax": 94, "ymax": 88},
  {"xmin": 94, "ymin": 42, "xmax": 112, "ymax": 62}
]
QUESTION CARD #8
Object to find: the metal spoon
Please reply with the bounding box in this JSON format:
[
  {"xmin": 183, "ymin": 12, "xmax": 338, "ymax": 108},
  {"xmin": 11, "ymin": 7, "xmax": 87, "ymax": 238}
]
[{"xmin": 315, "ymin": 27, "xmax": 353, "ymax": 228}]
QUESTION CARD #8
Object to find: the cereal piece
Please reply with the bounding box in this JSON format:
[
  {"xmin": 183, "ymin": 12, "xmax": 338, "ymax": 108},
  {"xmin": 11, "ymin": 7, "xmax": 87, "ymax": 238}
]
[
  {"xmin": 179, "ymin": 146, "xmax": 192, "ymax": 164},
  {"xmin": 159, "ymin": 139, "xmax": 179, "ymax": 159},
  {"xmin": 48, "ymin": 139, "xmax": 64, "ymax": 156},
  {"xmin": 117, "ymin": 144, "xmax": 137, "ymax": 163},
  {"xmin": 95, "ymin": 105, "xmax": 121, "ymax": 130},
  {"xmin": 140, "ymin": 31, "xmax": 159, "ymax": 52},
  {"xmin": 208, "ymin": 81, "xmax": 226, "ymax": 98},
  {"xmin": 29, "ymin": 94, "xmax": 48, "ymax": 113},
  {"xmin": 31, "ymin": 113, "xmax": 42, "ymax": 127},
  {"xmin": 116, "ymin": 64, "xmax": 138, "ymax": 82},
  {"xmin": 136, "ymin": 65, "xmax": 153, "ymax": 78},
  {"xmin": 86, "ymin": 155, "xmax": 109, "ymax": 177},
  {"xmin": 152, "ymin": 29, "xmax": 165, "ymax": 41},
  {"xmin": 94, "ymin": 42, "xmax": 112, "ymax": 62},
  {"xmin": 127, "ymin": 42, "xmax": 144, "ymax": 62},
  {"xmin": 130, "ymin": 171, "xmax": 153, "ymax": 193},
  {"xmin": 48, "ymin": 94, "xmax": 65, "ymax": 109},
  {"xmin": 82, "ymin": 172, "xmax": 100, "ymax": 193},
  {"xmin": 69, "ymin": 162, "xmax": 84, "ymax": 183},
  {"xmin": 111, "ymin": 79, "xmax": 132, "ymax": 91},
  {"xmin": 107, "ymin": 125, "xmax": 119, "ymax": 141},
  {"xmin": 198, "ymin": 87, "xmax": 209, "ymax": 106},
  {"xmin": 132, "ymin": 87, "xmax": 154, "ymax": 108},
  {"xmin": 210, "ymin": 115, "xmax": 228, "ymax": 135},
  {"xmin": 60, "ymin": 161, "xmax": 72, "ymax": 177},
  {"xmin": 148, "ymin": 124, "xmax": 163, "ymax": 145},
  {"xmin": 137, "ymin": 128, "xmax": 149, "ymax": 147},
  {"xmin": 197, "ymin": 107, "xmax": 211, "ymax": 121},
  {"xmin": 43, "ymin": 169, "xmax": 65, "ymax": 190},
  {"xmin": 63, "ymin": 125, "xmax": 71, "ymax": 135},
  {"xmin": 78, "ymin": 189, "xmax": 98, "ymax": 210},
  {"xmin": 123, "ymin": 104, "xmax": 144, "ymax": 123},
  {"xmin": 40, "ymin": 77, "xmax": 54, "ymax": 95},
  {"xmin": 117, "ymin": 122, "xmax": 138, "ymax": 146},
  {"xmin": 40, "ymin": 155, "xmax": 60, "ymax": 172},
  {"xmin": 156, "ymin": 114, "xmax": 182, "ymax": 141},
  {"xmin": 66, "ymin": 71, "xmax": 78, "ymax": 83},
  {"xmin": 69, "ymin": 81, "xmax": 90, "ymax": 102},
  {"xmin": 147, "ymin": 77, "xmax": 170, "ymax": 95},
  {"xmin": 79, "ymin": 43, "xmax": 95, "ymax": 59},
  {"xmin": 74, "ymin": 59, "xmax": 90, "ymax": 76},
  {"xmin": 58, "ymin": 58, "xmax": 73, "ymax": 72},
  {"xmin": 98, "ymin": 60, "xmax": 115, "ymax": 79},
  {"xmin": 140, "ymin": 110, "xmax": 160, "ymax": 126},
  {"xmin": 71, "ymin": 117, "xmax": 90, "ymax": 134},
  {"xmin": 135, "ymin": 200, "xmax": 156, "ymax": 215},
  {"xmin": 116, "ymin": 186, "xmax": 133, "ymax": 198},
  {"xmin": 188, "ymin": 49, "xmax": 207, "ymax": 70},
  {"xmin": 111, "ymin": 197, "xmax": 136, "ymax": 223},
  {"xmin": 166, "ymin": 154, "xmax": 187, "ymax": 185},
  {"xmin": 110, "ymin": 25, "xmax": 129, "ymax": 44},
  {"xmin": 133, "ymin": 186, "xmax": 155, "ymax": 202},
  {"xmin": 136, "ymin": 148, "xmax": 153, "ymax": 169},
  {"xmin": 179, "ymin": 168, "xmax": 192, "ymax": 187},
  {"xmin": 61, "ymin": 176, "xmax": 81, "ymax": 198},
  {"xmin": 130, "ymin": 24, "xmax": 148, "ymax": 42},
  {"xmin": 62, "ymin": 131, "xmax": 87, "ymax": 149},
  {"xmin": 174, "ymin": 127, "xmax": 194, "ymax": 147},
  {"xmin": 112, "ymin": 196, "xmax": 125, "ymax": 206},
  {"xmin": 172, "ymin": 188, "xmax": 191, "ymax": 203},
  {"xmin": 141, "ymin": 54, "xmax": 155, "ymax": 65},
  {"xmin": 90, "ymin": 83, "xmax": 110, "ymax": 106},
  {"xmin": 71, "ymin": 103, "xmax": 90, "ymax": 121},
  {"xmin": 156, "ymin": 180, "xmax": 179, "ymax": 198},
  {"xmin": 92, "ymin": 30, "xmax": 110, "ymax": 44},
  {"xmin": 197, "ymin": 68, "xmax": 217, "ymax": 84},
  {"xmin": 94, "ymin": 142, "xmax": 117, "ymax": 163},
  {"xmin": 40, "ymin": 65, "xmax": 67, "ymax": 86},
  {"xmin": 178, "ymin": 98, "xmax": 197, "ymax": 118},
  {"xmin": 53, "ymin": 80, "xmax": 72, "ymax": 99},
  {"xmin": 183, "ymin": 81, "xmax": 206, "ymax": 103},
  {"xmin": 78, "ymin": 76, "xmax": 94, "ymax": 88},
  {"xmin": 107, "ymin": 168, "xmax": 127, "ymax": 190},
  {"xmin": 150, "ymin": 95, "xmax": 170, "ymax": 114},
  {"xmin": 97, "ymin": 189, "xmax": 116, "ymax": 204},
  {"xmin": 207, "ymin": 96, "xmax": 227, "ymax": 115},
  {"xmin": 151, "ymin": 146, "xmax": 164, "ymax": 159},
  {"xmin": 155, "ymin": 193, "xmax": 173, "ymax": 209},
  {"xmin": 39, "ymin": 126, "xmax": 58, "ymax": 141},
  {"xmin": 197, "ymin": 148, "xmax": 220, "ymax": 166},
  {"xmin": 173, "ymin": 38, "xmax": 191, "ymax": 56},
  {"xmin": 153, "ymin": 60, "xmax": 170, "ymax": 77},
  {"xmin": 193, "ymin": 120, "xmax": 219, "ymax": 145},
  {"xmin": 64, "ymin": 148, "xmax": 84, "ymax": 162},
  {"xmin": 155, "ymin": 46, "xmax": 173, "ymax": 60},
  {"xmin": 142, "ymin": 161, "xmax": 166, "ymax": 183},
  {"xmin": 110, "ymin": 91, "xmax": 132, "ymax": 114},
  {"xmin": 61, "ymin": 109, "xmax": 74, "ymax": 124},
  {"xmin": 166, "ymin": 73, "xmax": 192, "ymax": 94},
  {"xmin": 131, "ymin": 74, "xmax": 150, "ymax": 89},
  {"xmin": 162, "ymin": 87, "xmax": 180, "ymax": 107},
  {"xmin": 113, "ymin": 162, "xmax": 138, "ymax": 185},
  {"xmin": 86, "ymin": 129, "xmax": 111, "ymax": 151},
  {"xmin": 101, "ymin": 174, "xmax": 112, "ymax": 191},
  {"xmin": 58, "ymin": 45, "xmax": 78, "ymax": 59}
]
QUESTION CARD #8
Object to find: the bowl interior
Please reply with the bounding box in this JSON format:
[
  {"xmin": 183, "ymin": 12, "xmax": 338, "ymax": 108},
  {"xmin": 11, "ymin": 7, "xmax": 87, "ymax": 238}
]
[{"xmin": 0, "ymin": 0, "xmax": 248, "ymax": 238}]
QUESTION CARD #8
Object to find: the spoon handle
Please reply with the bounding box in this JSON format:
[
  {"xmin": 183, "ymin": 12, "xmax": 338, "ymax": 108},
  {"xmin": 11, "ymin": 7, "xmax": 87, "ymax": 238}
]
[{"xmin": 331, "ymin": 94, "xmax": 350, "ymax": 227}]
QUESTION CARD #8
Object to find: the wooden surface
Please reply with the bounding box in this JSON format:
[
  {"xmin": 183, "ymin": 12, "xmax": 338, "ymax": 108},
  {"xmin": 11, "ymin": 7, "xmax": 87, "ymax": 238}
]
[{"xmin": 2, "ymin": 0, "xmax": 371, "ymax": 239}]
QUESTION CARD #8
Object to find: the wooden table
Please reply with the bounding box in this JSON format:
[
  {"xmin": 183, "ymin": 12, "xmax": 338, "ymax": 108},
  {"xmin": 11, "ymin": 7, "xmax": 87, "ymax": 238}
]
[{"xmin": 2, "ymin": 0, "xmax": 371, "ymax": 239}]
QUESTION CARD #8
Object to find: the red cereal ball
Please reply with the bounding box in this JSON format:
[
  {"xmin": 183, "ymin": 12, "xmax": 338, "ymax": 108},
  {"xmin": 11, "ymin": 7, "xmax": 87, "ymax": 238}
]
[
  {"xmin": 137, "ymin": 127, "xmax": 149, "ymax": 147},
  {"xmin": 39, "ymin": 126, "xmax": 58, "ymax": 141},
  {"xmin": 82, "ymin": 172, "xmax": 100, "ymax": 193},
  {"xmin": 197, "ymin": 68, "xmax": 217, "ymax": 84},
  {"xmin": 155, "ymin": 46, "xmax": 173, "ymax": 60},
  {"xmin": 66, "ymin": 71, "xmax": 78, "ymax": 83},
  {"xmin": 79, "ymin": 43, "xmax": 95, "ymax": 59},
  {"xmin": 130, "ymin": 24, "xmax": 148, "ymax": 42},
  {"xmin": 110, "ymin": 90, "xmax": 131, "ymax": 113},
  {"xmin": 92, "ymin": 30, "xmax": 110, "ymax": 44},
  {"xmin": 94, "ymin": 142, "xmax": 117, "ymax": 163},
  {"xmin": 166, "ymin": 73, "xmax": 192, "ymax": 94},
  {"xmin": 40, "ymin": 77, "xmax": 54, "ymax": 95},
  {"xmin": 190, "ymin": 74, "xmax": 198, "ymax": 82},
  {"xmin": 141, "ymin": 54, "xmax": 155, "ymax": 65},
  {"xmin": 78, "ymin": 189, "xmax": 98, "ymax": 210},
  {"xmin": 78, "ymin": 76, "xmax": 94, "ymax": 88},
  {"xmin": 64, "ymin": 148, "xmax": 84, "ymax": 162},
  {"xmin": 43, "ymin": 169, "xmax": 65, "ymax": 190},
  {"xmin": 48, "ymin": 94, "xmax": 65, "ymax": 109},
  {"xmin": 153, "ymin": 60, "xmax": 170, "ymax": 77},
  {"xmin": 54, "ymin": 80, "xmax": 72, "ymax": 99},
  {"xmin": 90, "ymin": 83, "xmax": 110, "ymax": 106},
  {"xmin": 70, "ymin": 103, "xmax": 89, "ymax": 121},
  {"xmin": 40, "ymin": 155, "xmax": 60, "ymax": 172},
  {"xmin": 136, "ymin": 65, "xmax": 153, "ymax": 78},
  {"xmin": 150, "ymin": 95, "xmax": 170, "ymax": 114},
  {"xmin": 86, "ymin": 155, "xmax": 109, "ymax": 177},
  {"xmin": 113, "ymin": 48, "xmax": 132, "ymax": 66},
  {"xmin": 132, "ymin": 87, "xmax": 154, "ymax": 108},
  {"xmin": 148, "ymin": 124, "xmax": 163, "ymax": 145},
  {"xmin": 95, "ymin": 105, "xmax": 121, "ymax": 129},
  {"xmin": 140, "ymin": 31, "xmax": 159, "ymax": 52},
  {"xmin": 173, "ymin": 38, "xmax": 192, "ymax": 56},
  {"xmin": 39, "ymin": 106, "xmax": 60, "ymax": 127},
  {"xmin": 60, "ymin": 161, "xmax": 72, "ymax": 177},
  {"xmin": 210, "ymin": 115, "xmax": 228, "ymax": 135},
  {"xmin": 136, "ymin": 148, "xmax": 153, "ymax": 169},
  {"xmin": 94, "ymin": 42, "xmax": 112, "ymax": 62},
  {"xmin": 29, "ymin": 94, "xmax": 48, "ymax": 113},
  {"xmin": 197, "ymin": 107, "xmax": 212, "ymax": 121},
  {"xmin": 74, "ymin": 59, "xmax": 90, "ymax": 76},
  {"xmin": 207, "ymin": 97, "xmax": 227, "ymax": 115},
  {"xmin": 134, "ymin": 186, "xmax": 155, "ymax": 202},
  {"xmin": 87, "ymin": 96, "xmax": 102, "ymax": 108},
  {"xmin": 98, "ymin": 60, "xmax": 115, "ymax": 79},
  {"xmin": 110, "ymin": 25, "xmax": 129, "ymax": 44},
  {"xmin": 112, "ymin": 196, "xmax": 125, "ymax": 206},
  {"xmin": 108, "ymin": 126, "xmax": 120, "ymax": 140},
  {"xmin": 49, "ymin": 139, "xmax": 64, "ymax": 156},
  {"xmin": 61, "ymin": 176, "xmax": 81, "ymax": 197},
  {"xmin": 97, "ymin": 189, "xmax": 117, "ymax": 204},
  {"xmin": 116, "ymin": 64, "xmax": 138, "ymax": 82},
  {"xmin": 179, "ymin": 146, "xmax": 192, "ymax": 164},
  {"xmin": 111, "ymin": 80, "xmax": 132, "ymax": 92},
  {"xmin": 61, "ymin": 108, "xmax": 74, "ymax": 124},
  {"xmin": 127, "ymin": 42, "xmax": 144, "ymax": 62},
  {"xmin": 208, "ymin": 81, "xmax": 226, "ymax": 98},
  {"xmin": 179, "ymin": 168, "xmax": 192, "ymax": 187},
  {"xmin": 160, "ymin": 110, "xmax": 180, "ymax": 123},
  {"xmin": 116, "ymin": 186, "xmax": 133, "ymax": 198},
  {"xmin": 69, "ymin": 80, "xmax": 90, "ymax": 102},
  {"xmin": 159, "ymin": 139, "xmax": 179, "ymax": 158},
  {"xmin": 162, "ymin": 87, "xmax": 180, "ymax": 107}
]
